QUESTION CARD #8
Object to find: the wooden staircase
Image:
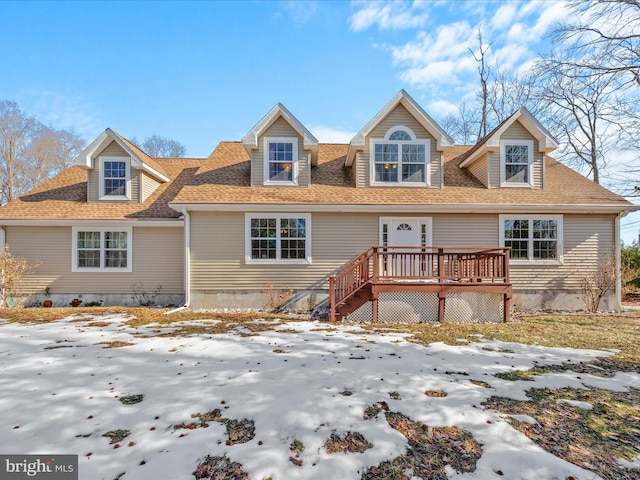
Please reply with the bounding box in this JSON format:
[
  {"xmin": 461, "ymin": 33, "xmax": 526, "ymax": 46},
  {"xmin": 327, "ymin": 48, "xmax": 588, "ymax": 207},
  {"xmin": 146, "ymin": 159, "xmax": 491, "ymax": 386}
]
[{"xmin": 335, "ymin": 283, "xmax": 372, "ymax": 320}]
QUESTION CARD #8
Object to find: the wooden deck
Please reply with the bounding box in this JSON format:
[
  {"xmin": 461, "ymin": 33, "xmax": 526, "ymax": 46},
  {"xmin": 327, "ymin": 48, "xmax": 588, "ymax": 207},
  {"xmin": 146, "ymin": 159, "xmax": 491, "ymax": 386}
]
[{"xmin": 328, "ymin": 246, "xmax": 512, "ymax": 322}]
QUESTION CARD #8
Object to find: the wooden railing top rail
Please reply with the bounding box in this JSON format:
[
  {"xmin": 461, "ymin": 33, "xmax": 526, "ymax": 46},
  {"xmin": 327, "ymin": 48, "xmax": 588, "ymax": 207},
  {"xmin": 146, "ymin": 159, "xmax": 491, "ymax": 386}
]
[{"xmin": 331, "ymin": 247, "xmax": 375, "ymax": 280}]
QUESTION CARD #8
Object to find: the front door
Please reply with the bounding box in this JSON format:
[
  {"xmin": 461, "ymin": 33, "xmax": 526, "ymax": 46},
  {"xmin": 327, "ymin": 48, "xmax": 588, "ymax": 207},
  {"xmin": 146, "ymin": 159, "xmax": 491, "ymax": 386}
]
[{"xmin": 380, "ymin": 217, "xmax": 432, "ymax": 277}]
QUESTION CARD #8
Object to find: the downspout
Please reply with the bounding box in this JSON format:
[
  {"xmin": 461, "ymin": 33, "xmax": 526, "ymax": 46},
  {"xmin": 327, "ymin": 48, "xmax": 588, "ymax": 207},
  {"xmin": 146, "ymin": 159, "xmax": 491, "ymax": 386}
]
[
  {"xmin": 164, "ymin": 210, "xmax": 191, "ymax": 315},
  {"xmin": 0, "ymin": 226, "xmax": 5, "ymax": 249},
  {"xmin": 615, "ymin": 210, "xmax": 628, "ymax": 309},
  {"xmin": 183, "ymin": 208, "xmax": 191, "ymax": 308}
]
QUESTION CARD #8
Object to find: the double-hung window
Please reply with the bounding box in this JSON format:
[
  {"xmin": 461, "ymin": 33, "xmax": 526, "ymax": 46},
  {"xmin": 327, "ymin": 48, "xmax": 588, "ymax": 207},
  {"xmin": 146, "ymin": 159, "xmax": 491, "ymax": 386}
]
[
  {"xmin": 500, "ymin": 140, "xmax": 533, "ymax": 186},
  {"xmin": 371, "ymin": 127, "xmax": 429, "ymax": 186},
  {"xmin": 99, "ymin": 157, "xmax": 131, "ymax": 200},
  {"xmin": 264, "ymin": 137, "xmax": 298, "ymax": 185},
  {"xmin": 72, "ymin": 227, "xmax": 132, "ymax": 272},
  {"xmin": 245, "ymin": 214, "xmax": 310, "ymax": 264},
  {"xmin": 500, "ymin": 215, "xmax": 562, "ymax": 263}
]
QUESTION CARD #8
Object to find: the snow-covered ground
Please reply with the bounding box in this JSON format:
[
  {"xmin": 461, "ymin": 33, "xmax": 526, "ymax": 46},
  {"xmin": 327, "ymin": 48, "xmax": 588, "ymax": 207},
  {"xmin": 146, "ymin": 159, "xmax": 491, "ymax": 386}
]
[{"xmin": 0, "ymin": 314, "xmax": 637, "ymax": 480}]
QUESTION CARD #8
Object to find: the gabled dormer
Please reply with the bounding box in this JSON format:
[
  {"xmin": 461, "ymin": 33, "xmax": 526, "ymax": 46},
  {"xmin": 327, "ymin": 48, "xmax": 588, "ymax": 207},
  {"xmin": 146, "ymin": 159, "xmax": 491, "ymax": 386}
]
[
  {"xmin": 76, "ymin": 129, "xmax": 170, "ymax": 203},
  {"xmin": 459, "ymin": 107, "xmax": 558, "ymax": 189},
  {"xmin": 241, "ymin": 104, "xmax": 318, "ymax": 188},
  {"xmin": 345, "ymin": 90, "xmax": 454, "ymax": 188}
]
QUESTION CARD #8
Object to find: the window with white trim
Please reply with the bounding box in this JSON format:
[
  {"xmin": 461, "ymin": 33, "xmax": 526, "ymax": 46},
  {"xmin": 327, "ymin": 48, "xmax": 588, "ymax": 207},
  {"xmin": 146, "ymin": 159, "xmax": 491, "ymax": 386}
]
[
  {"xmin": 500, "ymin": 139, "xmax": 533, "ymax": 186},
  {"xmin": 99, "ymin": 157, "xmax": 131, "ymax": 200},
  {"xmin": 245, "ymin": 214, "xmax": 311, "ymax": 263},
  {"xmin": 499, "ymin": 215, "xmax": 562, "ymax": 263},
  {"xmin": 371, "ymin": 126, "xmax": 430, "ymax": 186},
  {"xmin": 263, "ymin": 137, "xmax": 298, "ymax": 185},
  {"xmin": 72, "ymin": 227, "xmax": 132, "ymax": 272}
]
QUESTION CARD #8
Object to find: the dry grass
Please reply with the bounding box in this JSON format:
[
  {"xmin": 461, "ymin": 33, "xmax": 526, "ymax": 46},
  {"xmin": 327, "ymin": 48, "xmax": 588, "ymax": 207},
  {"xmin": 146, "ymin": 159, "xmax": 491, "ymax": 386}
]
[{"xmin": 357, "ymin": 311, "xmax": 640, "ymax": 365}]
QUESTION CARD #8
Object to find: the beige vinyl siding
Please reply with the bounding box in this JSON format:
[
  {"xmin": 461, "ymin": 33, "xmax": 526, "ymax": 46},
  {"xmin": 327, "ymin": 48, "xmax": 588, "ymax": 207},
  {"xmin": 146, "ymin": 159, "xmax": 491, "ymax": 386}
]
[
  {"xmin": 190, "ymin": 211, "xmax": 377, "ymax": 291},
  {"xmin": 489, "ymin": 120, "xmax": 543, "ymax": 188},
  {"xmin": 509, "ymin": 214, "xmax": 615, "ymax": 290},
  {"xmin": 251, "ymin": 117, "xmax": 310, "ymax": 187},
  {"xmin": 88, "ymin": 140, "xmax": 141, "ymax": 202},
  {"xmin": 358, "ymin": 104, "xmax": 442, "ymax": 188},
  {"xmin": 467, "ymin": 153, "xmax": 489, "ymax": 187},
  {"xmin": 5, "ymin": 226, "xmax": 184, "ymax": 294},
  {"xmin": 141, "ymin": 172, "xmax": 162, "ymax": 202},
  {"xmin": 432, "ymin": 214, "xmax": 498, "ymax": 245}
]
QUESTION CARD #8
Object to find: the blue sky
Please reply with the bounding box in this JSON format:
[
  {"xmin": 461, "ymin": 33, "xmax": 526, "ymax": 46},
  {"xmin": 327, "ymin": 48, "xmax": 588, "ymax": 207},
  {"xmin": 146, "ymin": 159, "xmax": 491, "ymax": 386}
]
[{"xmin": 1, "ymin": 0, "xmax": 638, "ymax": 242}]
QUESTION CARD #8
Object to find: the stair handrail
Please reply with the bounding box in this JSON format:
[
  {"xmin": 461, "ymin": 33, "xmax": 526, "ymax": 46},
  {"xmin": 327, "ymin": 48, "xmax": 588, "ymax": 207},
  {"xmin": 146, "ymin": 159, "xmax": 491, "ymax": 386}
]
[{"xmin": 329, "ymin": 247, "xmax": 375, "ymax": 321}]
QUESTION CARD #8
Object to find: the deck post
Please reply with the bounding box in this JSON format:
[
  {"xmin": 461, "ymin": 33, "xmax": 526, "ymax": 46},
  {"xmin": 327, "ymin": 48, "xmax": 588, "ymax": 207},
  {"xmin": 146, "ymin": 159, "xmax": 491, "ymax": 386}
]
[
  {"xmin": 438, "ymin": 290, "xmax": 446, "ymax": 323},
  {"xmin": 503, "ymin": 294, "xmax": 511, "ymax": 322},
  {"xmin": 372, "ymin": 289, "xmax": 378, "ymax": 323},
  {"xmin": 329, "ymin": 276, "xmax": 336, "ymax": 322}
]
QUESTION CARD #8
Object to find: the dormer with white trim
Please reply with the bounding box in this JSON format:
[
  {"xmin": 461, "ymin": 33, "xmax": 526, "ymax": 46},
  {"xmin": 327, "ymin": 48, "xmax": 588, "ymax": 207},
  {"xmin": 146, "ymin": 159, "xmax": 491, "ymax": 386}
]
[
  {"xmin": 76, "ymin": 129, "xmax": 170, "ymax": 203},
  {"xmin": 241, "ymin": 103, "xmax": 318, "ymax": 187},
  {"xmin": 459, "ymin": 107, "xmax": 558, "ymax": 189},
  {"xmin": 346, "ymin": 90, "xmax": 455, "ymax": 188}
]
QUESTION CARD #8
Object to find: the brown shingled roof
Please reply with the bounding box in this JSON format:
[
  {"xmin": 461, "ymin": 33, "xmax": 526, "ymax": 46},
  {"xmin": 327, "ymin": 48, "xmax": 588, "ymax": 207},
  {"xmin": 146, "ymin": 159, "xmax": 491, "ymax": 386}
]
[
  {"xmin": 170, "ymin": 142, "xmax": 631, "ymax": 208},
  {"xmin": 0, "ymin": 159, "xmax": 204, "ymax": 220},
  {"xmin": 0, "ymin": 141, "xmax": 633, "ymax": 221}
]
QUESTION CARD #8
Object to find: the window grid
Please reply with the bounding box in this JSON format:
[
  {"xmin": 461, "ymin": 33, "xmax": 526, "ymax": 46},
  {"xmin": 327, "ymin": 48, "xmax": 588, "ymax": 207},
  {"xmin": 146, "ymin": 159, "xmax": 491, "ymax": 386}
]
[
  {"xmin": 103, "ymin": 161, "xmax": 127, "ymax": 196},
  {"xmin": 374, "ymin": 144, "xmax": 399, "ymax": 182},
  {"xmin": 76, "ymin": 230, "xmax": 129, "ymax": 270},
  {"xmin": 503, "ymin": 218, "xmax": 559, "ymax": 261},
  {"xmin": 373, "ymin": 130, "xmax": 427, "ymax": 185},
  {"xmin": 268, "ymin": 142, "xmax": 294, "ymax": 182},
  {"xmin": 504, "ymin": 144, "xmax": 530, "ymax": 184},
  {"xmin": 249, "ymin": 216, "xmax": 308, "ymax": 262}
]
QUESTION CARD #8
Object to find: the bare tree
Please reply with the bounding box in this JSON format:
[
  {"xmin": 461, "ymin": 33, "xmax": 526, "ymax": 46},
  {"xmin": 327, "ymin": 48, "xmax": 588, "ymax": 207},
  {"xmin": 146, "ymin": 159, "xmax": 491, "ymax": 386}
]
[
  {"xmin": 486, "ymin": 68, "xmax": 541, "ymax": 125},
  {"xmin": 0, "ymin": 100, "xmax": 85, "ymax": 205},
  {"xmin": 439, "ymin": 101, "xmax": 480, "ymax": 145},
  {"xmin": 556, "ymin": 0, "xmax": 640, "ymax": 87},
  {"xmin": 533, "ymin": 54, "xmax": 630, "ymax": 185},
  {"xmin": 470, "ymin": 29, "xmax": 493, "ymax": 140},
  {"xmin": 131, "ymin": 135, "xmax": 186, "ymax": 157}
]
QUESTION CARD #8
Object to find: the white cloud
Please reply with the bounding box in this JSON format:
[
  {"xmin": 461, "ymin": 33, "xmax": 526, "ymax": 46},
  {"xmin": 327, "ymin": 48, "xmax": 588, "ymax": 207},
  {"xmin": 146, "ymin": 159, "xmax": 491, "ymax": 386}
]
[
  {"xmin": 349, "ymin": 1, "xmax": 429, "ymax": 31},
  {"xmin": 390, "ymin": 23, "xmax": 479, "ymax": 87},
  {"xmin": 490, "ymin": 4, "xmax": 518, "ymax": 31},
  {"xmin": 309, "ymin": 125, "xmax": 357, "ymax": 144},
  {"xmin": 427, "ymin": 99, "xmax": 459, "ymax": 117},
  {"xmin": 18, "ymin": 89, "xmax": 102, "ymax": 140},
  {"xmin": 283, "ymin": 0, "xmax": 318, "ymax": 25}
]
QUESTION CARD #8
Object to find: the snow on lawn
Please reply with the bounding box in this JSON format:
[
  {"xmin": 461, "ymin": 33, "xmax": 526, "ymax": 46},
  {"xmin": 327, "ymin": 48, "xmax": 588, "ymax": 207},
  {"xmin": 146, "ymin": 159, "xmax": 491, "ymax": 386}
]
[{"xmin": 0, "ymin": 315, "xmax": 637, "ymax": 480}]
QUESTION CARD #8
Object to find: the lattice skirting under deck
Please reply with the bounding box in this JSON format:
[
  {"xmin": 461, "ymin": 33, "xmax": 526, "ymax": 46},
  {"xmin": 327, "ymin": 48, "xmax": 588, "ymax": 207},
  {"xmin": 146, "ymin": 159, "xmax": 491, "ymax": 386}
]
[{"xmin": 347, "ymin": 291, "xmax": 505, "ymax": 323}]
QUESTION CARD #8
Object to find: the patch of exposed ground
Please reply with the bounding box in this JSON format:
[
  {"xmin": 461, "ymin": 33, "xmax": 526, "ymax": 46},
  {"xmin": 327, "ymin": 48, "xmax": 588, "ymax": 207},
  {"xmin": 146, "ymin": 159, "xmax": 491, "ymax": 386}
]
[
  {"xmin": 483, "ymin": 387, "xmax": 640, "ymax": 480},
  {"xmin": 193, "ymin": 454, "xmax": 249, "ymax": 480},
  {"xmin": 324, "ymin": 432, "xmax": 373, "ymax": 454},
  {"xmin": 362, "ymin": 410, "xmax": 482, "ymax": 480}
]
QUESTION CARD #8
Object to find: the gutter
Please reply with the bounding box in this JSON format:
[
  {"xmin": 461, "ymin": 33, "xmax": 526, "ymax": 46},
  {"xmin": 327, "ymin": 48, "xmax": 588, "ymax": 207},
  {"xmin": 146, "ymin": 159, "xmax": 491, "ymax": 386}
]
[{"xmin": 169, "ymin": 202, "xmax": 639, "ymax": 215}]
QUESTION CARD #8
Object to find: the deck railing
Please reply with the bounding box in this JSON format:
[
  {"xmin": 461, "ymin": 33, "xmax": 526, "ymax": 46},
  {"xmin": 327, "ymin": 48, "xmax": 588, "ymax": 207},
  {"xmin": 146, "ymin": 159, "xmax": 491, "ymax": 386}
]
[{"xmin": 329, "ymin": 246, "xmax": 511, "ymax": 321}]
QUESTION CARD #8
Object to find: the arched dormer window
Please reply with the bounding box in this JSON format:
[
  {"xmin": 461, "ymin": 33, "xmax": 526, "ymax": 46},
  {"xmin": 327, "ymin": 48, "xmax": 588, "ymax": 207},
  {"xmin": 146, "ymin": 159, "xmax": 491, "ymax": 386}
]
[
  {"xmin": 386, "ymin": 126, "xmax": 415, "ymax": 142},
  {"xmin": 370, "ymin": 126, "xmax": 430, "ymax": 186}
]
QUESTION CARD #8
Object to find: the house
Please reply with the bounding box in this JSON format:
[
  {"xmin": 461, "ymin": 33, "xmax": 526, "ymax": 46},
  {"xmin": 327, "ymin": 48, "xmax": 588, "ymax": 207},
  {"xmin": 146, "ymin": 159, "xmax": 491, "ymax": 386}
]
[{"xmin": 0, "ymin": 91, "xmax": 636, "ymax": 321}]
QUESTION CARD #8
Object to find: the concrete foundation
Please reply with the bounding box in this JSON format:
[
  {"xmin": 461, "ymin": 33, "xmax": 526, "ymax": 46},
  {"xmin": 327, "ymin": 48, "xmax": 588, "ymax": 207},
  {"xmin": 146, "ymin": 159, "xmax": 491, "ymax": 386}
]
[
  {"xmin": 21, "ymin": 293, "xmax": 185, "ymax": 308},
  {"xmin": 512, "ymin": 289, "xmax": 619, "ymax": 311},
  {"xmin": 189, "ymin": 289, "xmax": 328, "ymax": 312}
]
